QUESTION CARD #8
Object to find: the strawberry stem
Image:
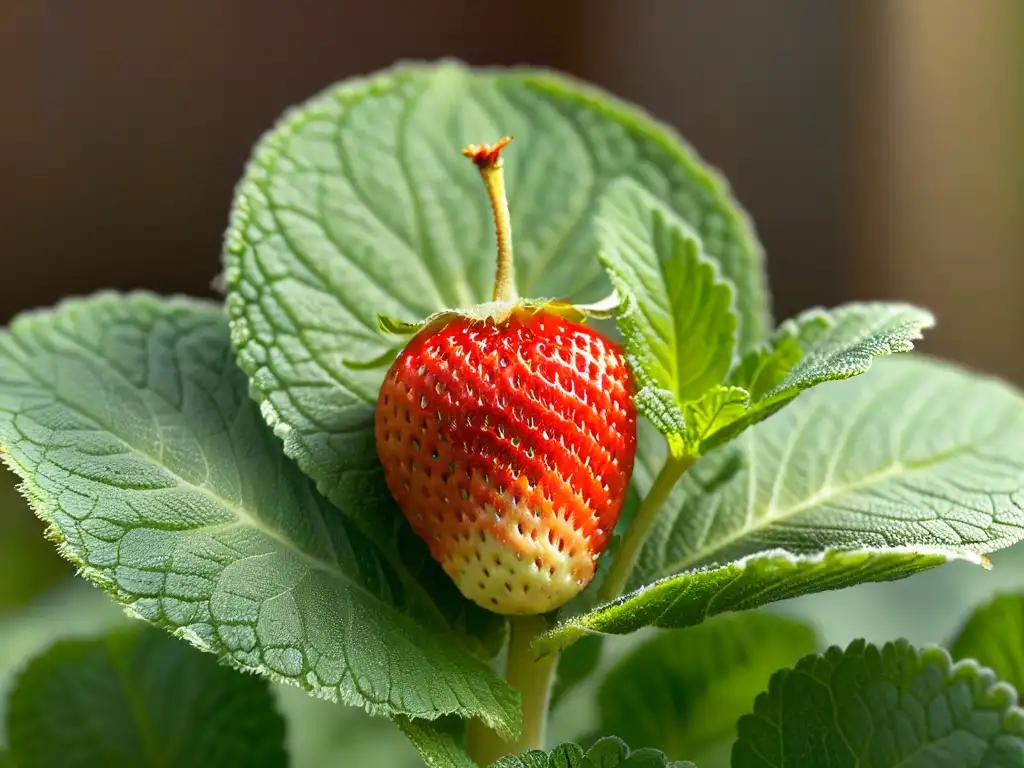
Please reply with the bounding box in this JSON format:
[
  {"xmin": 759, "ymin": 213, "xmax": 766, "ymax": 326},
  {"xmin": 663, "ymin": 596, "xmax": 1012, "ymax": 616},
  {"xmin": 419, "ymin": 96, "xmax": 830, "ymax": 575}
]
[
  {"xmin": 462, "ymin": 137, "xmax": 518, "ymax": 303},
  {"xmin": 598, "ymin": 453, "xmax": 695, "ymax": 602},
  {"xmin": 466, "ymin": 614, "xmax": 558, "ymax": 765}
]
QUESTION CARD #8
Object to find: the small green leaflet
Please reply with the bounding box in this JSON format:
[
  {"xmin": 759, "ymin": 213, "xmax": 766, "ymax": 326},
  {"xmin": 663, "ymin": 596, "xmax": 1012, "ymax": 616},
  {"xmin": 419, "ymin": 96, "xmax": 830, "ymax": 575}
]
[
  {"xmin": 491, "ymin": 736, "xmax": 694, "ymax": 768},
  {"xmin": 5, "ymin": 626, "xmax": 287, "ymax": 768},
  {"xmin": 540, "ymin": 356, "xmax": 1024, "ymax": 652},
  {"xmin": 732, "ymin": 640, "xmax": 1024, "ymax": 767},
  {"xmin": 223, "ymin": 62, "xmax": 770, "ymax": 584},
  {"xmin": 596, "ymin": 178, "xmax": 737, "ymax": 454},
  {"xmin": 0, "ymin": 294, "xmax": 518, "ymax": 736},
  {"xmin": 950, "ymin": 593, "xmax": 1024, "ymax": 694},
  {"xmin": 596, "ymin": 614, "xmax": 817, "ymax": 760},
  {"xmin": 595, "ymin": 177, "xmax": 933, "ymax": 456},
  {"xmin": 699, "ymin": 301, "xmax": 936, "ymax": 452}
]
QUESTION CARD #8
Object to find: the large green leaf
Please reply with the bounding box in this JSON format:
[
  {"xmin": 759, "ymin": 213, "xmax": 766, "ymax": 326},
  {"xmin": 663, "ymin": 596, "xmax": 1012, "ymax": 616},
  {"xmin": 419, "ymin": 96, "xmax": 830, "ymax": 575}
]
[
  {"xmin": 222, "ymin": 61, "xmax": 769, "ymax": 587},
  {"xmin": 733, "ymin": 640, "xmax": 1024, "ymax": 767},
  {"xmin": 491, "ymin": 736, "xmax": 694, "ymax": 768},
  {"xmin": 595, "ymin": 179, "xmax": 736, "ymax": 451},
  {"xmin": 596, "ymin": 614, "xmax": 816, "ymax": 760},
  {"xmin": 0, "ymin": 294, "xmax": 517, "ymax": 735},
  {"xmin": 5, "ymin": 626, "xmax": 287, "ymax": 768},
  {"xmin": 539, "ymin": 356, "xmax": 1024, "ymax": 651},
  {"xmin": 950, "ymin": 594, "xmax": 1024, "ymax": 694}
]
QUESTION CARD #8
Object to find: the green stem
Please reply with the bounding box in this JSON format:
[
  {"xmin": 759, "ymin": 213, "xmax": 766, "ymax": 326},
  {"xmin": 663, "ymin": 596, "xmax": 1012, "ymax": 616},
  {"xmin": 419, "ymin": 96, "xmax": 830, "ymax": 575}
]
[
  {"xmin": 466, "ymin": 614, "xmax": 558, "ymax": 766},
  {"xmin": 598, "ymin": 453, "xmax": 694, "ymax": 603}
]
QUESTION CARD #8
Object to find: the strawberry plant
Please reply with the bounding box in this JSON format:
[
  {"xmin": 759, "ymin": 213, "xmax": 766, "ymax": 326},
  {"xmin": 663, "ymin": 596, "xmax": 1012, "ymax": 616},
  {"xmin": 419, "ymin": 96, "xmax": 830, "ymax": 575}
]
[{"xmin": 2, "ymin": 61, "xmax": 1024, "ymax": 767}]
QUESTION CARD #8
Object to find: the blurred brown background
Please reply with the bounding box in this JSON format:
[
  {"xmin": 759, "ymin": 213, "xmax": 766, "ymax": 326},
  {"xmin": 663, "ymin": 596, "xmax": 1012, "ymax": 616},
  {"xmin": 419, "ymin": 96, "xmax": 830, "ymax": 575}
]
[{"xmin": 1, "ymin": 0, "xmax": 1021, "ymax": 380}]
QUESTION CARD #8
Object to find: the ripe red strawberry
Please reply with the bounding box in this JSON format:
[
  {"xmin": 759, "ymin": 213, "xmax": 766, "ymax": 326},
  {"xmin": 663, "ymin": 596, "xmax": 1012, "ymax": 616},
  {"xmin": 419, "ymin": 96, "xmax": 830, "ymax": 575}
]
[{"xmin": 374, "ymin": 138, "xmax": 637, "ymax": 614}]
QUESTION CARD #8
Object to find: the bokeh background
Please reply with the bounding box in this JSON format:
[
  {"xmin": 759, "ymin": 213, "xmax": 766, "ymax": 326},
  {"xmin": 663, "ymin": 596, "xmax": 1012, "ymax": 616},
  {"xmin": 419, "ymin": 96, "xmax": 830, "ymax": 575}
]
[{"xmin": 1, "ymin": 2, "xmax": 1022, "ymax": 766}]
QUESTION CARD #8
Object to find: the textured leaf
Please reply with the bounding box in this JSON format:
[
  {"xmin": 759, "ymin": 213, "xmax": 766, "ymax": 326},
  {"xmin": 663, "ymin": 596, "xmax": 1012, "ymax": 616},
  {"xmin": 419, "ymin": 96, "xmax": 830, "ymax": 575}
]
[
  {"xmin": 5, "ymin": 626, "xmax": 287, "ymax": 768},
  {"xmin": 950, "ymin": 594, "xmax": 1024, "ymax": 694},
  {"xmin": 682, "ymin": 386, "xmax": 749, "ymax": 448},
  {"xmin": 540, "ymin": 356, "xmax": 1024, "ymax": 651},
  {"xmin": 396, "ymin": 717, "xmax": 477, "ymax": 768},
  {"xmin": 596, "ymin": 178, "xmax": 737, "ymax": 447},
  {"xmin": 538, "ymin": 548, "xmax": 957, "ymax": 653},
  {"xmin": 704, "ymin": 303, "xmax": 934, "ymax": 452},
  {"xmin": 491, "ymin": 736, "xmax": 694, "ymax": 768},
  {"xmin": 0, "ymin": 294, "xmax": 518, "ymax": 735},
  {"xmin": 733, "ymin": 639, "xmax": 1024, "ymax": 767},
  {"xmin": 551, "ymin": 635, "xmax": 604, "ymax": 709},
  {"xmin": 597, "ymin": 613, "xmax": 817, "ymax": 759},
  {"xmin": 223, "ymin": 61, "xmax": 769, "ymax": 596}
]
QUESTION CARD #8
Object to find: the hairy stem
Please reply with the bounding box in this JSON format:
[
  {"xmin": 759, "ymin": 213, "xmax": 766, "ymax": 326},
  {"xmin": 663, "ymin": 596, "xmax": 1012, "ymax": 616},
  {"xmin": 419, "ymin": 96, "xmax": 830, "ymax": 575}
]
[
  {"xmin": 598, "ymin": 453, "xmax": 695, "ymax": 603},
  {"xmin": 467, "ymin": 614, "xmax": 557, "ymax": 766},
  {"xmin": 462, "ymin": 136, "xmax": 517, "ymax": 303}
]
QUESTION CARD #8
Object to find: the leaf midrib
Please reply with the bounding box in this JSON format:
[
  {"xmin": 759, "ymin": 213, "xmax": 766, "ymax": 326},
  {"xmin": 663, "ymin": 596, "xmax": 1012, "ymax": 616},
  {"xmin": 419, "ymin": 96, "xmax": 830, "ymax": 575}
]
[{"xmin": 652, "ymin": 441, "xmax": 984, "ymax": 581}]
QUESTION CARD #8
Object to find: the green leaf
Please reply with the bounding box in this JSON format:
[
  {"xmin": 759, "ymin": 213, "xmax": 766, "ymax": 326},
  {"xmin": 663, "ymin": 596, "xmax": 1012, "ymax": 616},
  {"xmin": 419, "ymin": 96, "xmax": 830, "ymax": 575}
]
[
  {"xmin": 5, "ymin": 625, "xmax": 287, "ymax": 768},
  {"xmin": 491, "ymin": 736, "xmax": 695, "ymax": 768},
  {"xmin": 703, "ymin": 302, "xmax": 935, "ymax": 452},
  {"xmin": 595, "ymin": 178, "xmax": 737, "ymax": 447},
  {"xmin": 733, "ymin": 639, "xmax": 1024, "ymax": 767},
  {"xmin": 539, "ymin": 548, "xmax": 958, "ymax": 652},
  {"xmin": 223, "ymin": 61, "xmax": 769, "ymax": 590},
  {"xmin": 681, "ymin": 385, "xmax": 749, "ymax": 448},
  {"xmin": 0, "ymin": 294, "xmax": 518, "ymax": 736},
  {"xmin": 597, "ymin": 613, "xmax": 817, "ymax": 759},
  {"xmin": 950, "ymin": 594, "xmax": 1024, "ymax": 694},
  {"xmin": 551, "ymin": 635, "xmax": 603, "ymax": 708},
  {"xmin": 540, "ymin": 355, "xmax": 1024, "ymax": 651},
  {"xmin": 396, "ymin": 717, "xmax": 477, "ymax": 768}
]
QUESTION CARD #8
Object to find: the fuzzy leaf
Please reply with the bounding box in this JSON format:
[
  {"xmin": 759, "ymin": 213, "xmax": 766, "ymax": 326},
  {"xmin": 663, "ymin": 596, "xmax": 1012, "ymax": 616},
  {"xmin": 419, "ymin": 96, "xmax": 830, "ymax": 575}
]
[
  {"xmin": 596, "ymin": 178, "xmax": 737, "ymax": 447},
  {"xmin": 597, "ymin": 614, "xmax": 817, "ymax": 759},
  {"xmin": 491, "ymin": 736, "xmax": 694, "ymax": 768},
  {"xmin": 0, "ymin": 294, "xmax": 518, "ymax": 736},
  {"xmin": 540, "ymin": 356, "xmax": 1024, "ymax": 651},
  {"xmin": 681, "ymin": 385, "xmax": 750, "ymax": 450},
  {"xmin": 222, "ymin": 62, "xmax": 769, "ymax": 591},
  {"xmin": 950, "ymin": 594, "xmax": 1024, "ymax": 694},
  {"xmin": 538, "ymin": 549, "xmax": 958, "ymax": 652},
  {"xmin": 702, "ymin": 303, "xmax": 935, "ymax": 452},
  {"xmin": 396, "ymin": 717, "xmax": 477, "ymax": 768},
  {"xmin": 5, "ymin": 626, "xmax": 287, "ymax": 768},
  {"xmin": 733, "ymin": 640, "xmax": 1024, "ymax": 767}
]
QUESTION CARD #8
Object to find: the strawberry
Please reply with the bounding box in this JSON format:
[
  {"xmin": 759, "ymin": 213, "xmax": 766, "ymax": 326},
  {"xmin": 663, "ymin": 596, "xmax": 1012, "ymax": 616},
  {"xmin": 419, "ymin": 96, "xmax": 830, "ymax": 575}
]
[{"xmin": 373, "ymin": 138, "xmax": 637, "ymax": 615}]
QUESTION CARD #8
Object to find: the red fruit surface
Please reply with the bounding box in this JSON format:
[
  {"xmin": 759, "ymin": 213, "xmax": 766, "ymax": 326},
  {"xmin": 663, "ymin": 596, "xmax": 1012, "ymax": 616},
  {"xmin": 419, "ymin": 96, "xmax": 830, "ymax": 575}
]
[{"xmin": 375, "ymin": 308, "xmax": 637, "ymax": 615}]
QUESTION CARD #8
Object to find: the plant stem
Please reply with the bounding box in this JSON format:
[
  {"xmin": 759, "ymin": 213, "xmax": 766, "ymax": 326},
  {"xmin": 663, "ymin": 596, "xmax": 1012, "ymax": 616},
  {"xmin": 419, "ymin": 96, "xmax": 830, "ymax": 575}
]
[
  {"xmin": 598, "ymin": 453, "xmax": 695, "ymax": 603},
  {"xmin": 462, "ymin": 136, "xmax": 517, "ymax": 303},
  {"xmin": 466, "ymin": 614, "xmax": 558, "ymax": 766}
]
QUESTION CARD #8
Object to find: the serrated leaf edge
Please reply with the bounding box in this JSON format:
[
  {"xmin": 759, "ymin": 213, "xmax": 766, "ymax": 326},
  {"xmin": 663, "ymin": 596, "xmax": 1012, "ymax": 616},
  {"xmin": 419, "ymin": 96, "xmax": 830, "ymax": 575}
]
[{"xmin": 535, "ymin": 546, "xmax": 985, "ymax": 654}]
